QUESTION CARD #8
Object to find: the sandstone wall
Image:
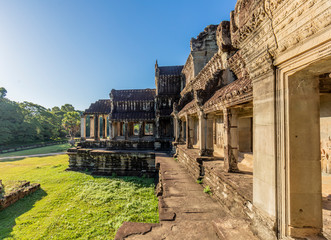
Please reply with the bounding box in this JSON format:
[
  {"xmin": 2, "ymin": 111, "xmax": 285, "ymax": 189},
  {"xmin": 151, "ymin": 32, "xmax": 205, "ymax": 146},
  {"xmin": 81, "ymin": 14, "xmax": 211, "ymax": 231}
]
[
  {"xmin": 67, "ymin": 148, "xmax": 157, "ymax": 177},
  {"xmin": 321, "ymin": 94, "xmax": 331, "ymax": 173},
  {"xmin": 0, "ymin": 181, "xmax": 40, "ymax": 210}
]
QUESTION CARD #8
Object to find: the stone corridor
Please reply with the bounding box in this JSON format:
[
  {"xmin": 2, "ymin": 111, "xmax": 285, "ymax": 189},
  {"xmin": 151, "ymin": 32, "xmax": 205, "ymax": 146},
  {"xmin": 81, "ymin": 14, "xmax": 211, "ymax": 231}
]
[{"xmin": 115, "ymin": 153, "xmax": 259, "ymax": 240}]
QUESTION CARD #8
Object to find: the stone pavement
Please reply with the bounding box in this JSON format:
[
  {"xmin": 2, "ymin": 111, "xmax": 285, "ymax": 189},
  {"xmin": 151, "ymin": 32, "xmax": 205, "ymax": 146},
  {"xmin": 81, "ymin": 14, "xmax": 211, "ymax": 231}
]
[{"xmin": 115, "ymin": 153, "xmax": 259, "ymax": 240}]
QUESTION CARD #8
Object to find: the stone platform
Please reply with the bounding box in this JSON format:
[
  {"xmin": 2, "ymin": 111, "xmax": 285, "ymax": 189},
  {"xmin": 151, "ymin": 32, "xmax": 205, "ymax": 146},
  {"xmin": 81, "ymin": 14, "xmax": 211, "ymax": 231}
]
[{"xmin": 67, "ymin": 148, "xmax": 156, "ymax": 177}]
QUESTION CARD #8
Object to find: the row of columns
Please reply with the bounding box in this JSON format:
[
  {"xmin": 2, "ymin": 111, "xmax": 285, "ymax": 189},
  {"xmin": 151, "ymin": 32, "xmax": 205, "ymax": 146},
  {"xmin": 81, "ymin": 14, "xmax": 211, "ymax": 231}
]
[
  {"xmin": 174, "ymin": 107, "xmax": 240, "ymax": 172},
  {"xmin": 81, "ymin": 114, "xmax": 108, "ymax": 140},
  {"xmin": 82, "ymin": 117, "xmax": 153, "ymax": 141}
]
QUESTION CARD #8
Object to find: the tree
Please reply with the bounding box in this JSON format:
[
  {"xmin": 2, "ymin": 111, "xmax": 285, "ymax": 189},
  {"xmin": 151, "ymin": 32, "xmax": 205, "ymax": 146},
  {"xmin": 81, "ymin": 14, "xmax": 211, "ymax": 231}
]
[
  {"xmin": 61, "ymin": 104, "xmax": 75, "ymax": 112},
  {"xmin": 0, "ymin": 87, "xmax": 7, "ymax": 98},
  {"xmin": 62, "ymin": 111, "xmax": 81, "ymax": 145}
]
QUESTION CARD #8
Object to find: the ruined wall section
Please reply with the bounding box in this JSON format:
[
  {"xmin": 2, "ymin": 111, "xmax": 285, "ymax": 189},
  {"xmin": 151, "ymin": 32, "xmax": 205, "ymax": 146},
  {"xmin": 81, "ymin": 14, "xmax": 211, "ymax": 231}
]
[{"xmin": 181, "ymin": 25, "xmax": 219, "ymax": 92}]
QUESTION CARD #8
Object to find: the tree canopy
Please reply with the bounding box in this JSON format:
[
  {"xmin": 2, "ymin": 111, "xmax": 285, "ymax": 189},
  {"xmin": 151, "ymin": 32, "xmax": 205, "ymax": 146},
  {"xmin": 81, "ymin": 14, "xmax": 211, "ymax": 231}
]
[
  {"xmin": 0, "ymin": 87, "xmax": 7, "ymax": 98},
  {"xmin": 0, "ymin": 88, "xmax": 81, "ymax": 146}
]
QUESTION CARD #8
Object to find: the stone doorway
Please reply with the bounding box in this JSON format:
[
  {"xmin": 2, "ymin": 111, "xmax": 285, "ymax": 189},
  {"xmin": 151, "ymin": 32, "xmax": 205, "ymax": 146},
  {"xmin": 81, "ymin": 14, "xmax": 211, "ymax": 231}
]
[{"xmin": 276, "ymin": 54, "xmax": 331, "ymax": 238}]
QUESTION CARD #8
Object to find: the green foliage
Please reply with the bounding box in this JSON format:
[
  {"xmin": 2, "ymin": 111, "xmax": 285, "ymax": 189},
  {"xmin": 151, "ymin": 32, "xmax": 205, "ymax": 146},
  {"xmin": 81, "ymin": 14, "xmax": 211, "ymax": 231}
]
[
  {"xmin": 0, "ymin": 90, "xmax": 81, "ymax": 146},
  {"xmin": 0, "ymin": 155, "xmax": 159, "ymax": 239},
  {"xmin": 203, "ymin": 185, "xmax": 212, "ymax": 195},
  {"xmin": 196, "ymin": 178, "xmax": 203, "ymax": 184},
  {"xmin": 0, "ymin": 87, "xmax": 7, "ymax": 98},
  {"xmin": 62, "ymin": 111, "xmax": 81, "ymax": 140}
]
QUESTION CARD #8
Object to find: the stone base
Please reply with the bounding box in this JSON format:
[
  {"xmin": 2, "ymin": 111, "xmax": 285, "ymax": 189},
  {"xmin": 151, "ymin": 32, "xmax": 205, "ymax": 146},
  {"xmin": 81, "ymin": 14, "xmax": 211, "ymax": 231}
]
[
  {"xmin": 67, "ymin": 148, "xmax": 157, "ymax": 177},
  {"xmin": 0, "ymin": 181, "xmax": 40, "ymax": 210},
  {"xmin": 176, "ymin": 145, "xmax": 214, "ymax": 180}
]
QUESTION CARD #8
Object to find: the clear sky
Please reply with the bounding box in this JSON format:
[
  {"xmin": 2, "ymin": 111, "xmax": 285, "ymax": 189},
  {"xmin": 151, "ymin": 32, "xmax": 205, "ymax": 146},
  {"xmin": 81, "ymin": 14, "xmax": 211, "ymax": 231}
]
[{"xmin": 0, "ymin": 0, "xmax": 237, "ymax": 111}]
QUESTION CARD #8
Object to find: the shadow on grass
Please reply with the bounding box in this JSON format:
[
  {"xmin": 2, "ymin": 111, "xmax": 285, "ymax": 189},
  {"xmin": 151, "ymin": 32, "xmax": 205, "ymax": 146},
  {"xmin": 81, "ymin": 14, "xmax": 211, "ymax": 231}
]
[
  {"xmin": 0, "ymin": 188, "xmax": 47, "ymax": 239},
  {"xmin": 0, "ymin": 157, "xmax": 27, "ymax": 163},
  {"xmin": 91, "ymin": 174, "xmax": 157, "ymax": 188}
]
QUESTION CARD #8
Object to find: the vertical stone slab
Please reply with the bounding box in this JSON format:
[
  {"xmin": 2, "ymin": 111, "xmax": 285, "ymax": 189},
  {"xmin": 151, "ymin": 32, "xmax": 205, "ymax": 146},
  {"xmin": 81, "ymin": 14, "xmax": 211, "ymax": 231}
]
[
  {"xmin": 90, "ymin": 116, "xmax": 95, "ymax": 138},
  {"xmin": 186, "ymin": 115, "xmax": 193, "ymax": 149},
  {"xmin": 287, "ymin": 73, "xmax": 322, "ymax": 237},
  {"xmin": 206, "ymin": 116, "xmax": 214, "ymax": 154},
  {"xmin": 124, "ymin": 121, "xmax": 128, "ymax": 140},
  {"xmin": 109, "ymin": 120, "xmax": 113, "ymax": 139},
  {"xmin": 223, "ymin": 108, "xmax": 239, "ymax": 172},
  {"xmin": 198, "ymin": 111, "xmax": 208, "ymax": 156},
  {"xmin": 81, "ymin": 116, "xmax": 86, "ymax": 139},
  {"xmin": 139, "ymin": 121, "xmax": 143, "ymax": 138},
  {"xmin": 103, "ymin": 115, "xmax": 107, "ymax": 139},
  {"xmin": 253, "ymin": 73, "xmax": 276, "ymax": 219},
  {"xmin": 174, "ymin": 116, "xmax": 179, "ymax": 142},
  {"xmin": 94, "ymin": 114, "xmax": 99, "ymax": 140}
]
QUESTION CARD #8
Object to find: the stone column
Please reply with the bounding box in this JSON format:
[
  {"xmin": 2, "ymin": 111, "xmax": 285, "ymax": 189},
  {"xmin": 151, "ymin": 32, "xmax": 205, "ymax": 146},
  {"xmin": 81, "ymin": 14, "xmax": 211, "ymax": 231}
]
[
  {"xmin": 94, "ymin": 114, "xmax": 99, "ymax": 140},
  {"xmin": 174, "ymin": 116, "xmax": 180, "ymax": 142},
  {"xmin": 206, "ymin": 115, "xmax": 214, "ymax": 155},
  {"xmin": 102, "ymin": 115, "xmax": 107, "ymax": 139},
  {"xmin": 186, "ymin": 114, "xmax": 193, "ymax": 149},
  {"xmin": 124, "ymin": 121, "xmax": 128, "ymax": 140},
  {"xmin": 198, "ymin": 110, "xmax": 207, "ymax": 156},
  {"xmin": 181, "ymin": 119, "xmax": 186, "ymax": 142},
  {"xmin": 139, "ymin": 121, "xmax": 143, "ymax": 138},
  {"xmin": 90, "ymin": 116, "xmax": 94, "ymax": 138},
  {"xmin": 109, "ymin": 120, "xmax": 113, "ymax": 140},
  {"xmin": 81, "ymin": 115, "xmax": 86, "ymax": 140},
  {"xmin": 223, "ymin": 108, "xmax": 239, "ymax": 172},
  {"xmin": 155, "ymin": 116, "xmax": 160, "ymax": 138}
]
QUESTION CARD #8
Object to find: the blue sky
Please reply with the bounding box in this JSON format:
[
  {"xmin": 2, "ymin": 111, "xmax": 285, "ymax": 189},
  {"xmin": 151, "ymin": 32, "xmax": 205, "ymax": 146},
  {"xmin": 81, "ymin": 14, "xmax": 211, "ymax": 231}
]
[{"xmin": 0, "ymin": 0, "xmax": 237, "ymax": 111}]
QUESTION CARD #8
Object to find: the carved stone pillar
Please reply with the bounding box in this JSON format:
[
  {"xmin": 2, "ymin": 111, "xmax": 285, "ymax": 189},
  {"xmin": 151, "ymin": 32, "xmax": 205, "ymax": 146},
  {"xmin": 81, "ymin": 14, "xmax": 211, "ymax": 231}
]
[
  {"xmin": 81, "ymin": 115, "xmax": 86, "ymax": 140},
  {"xmin": 186, "ymin": 114, "xmax": 193, "ymax": 149},
  {"xmin": 90, "ymin": 116, "xmax": 94, "ymax": 138},
  {"xmin": 181, "ymin": 118, "xmax": 186, "ymax": 142},
  {"xmin": 102, "ymin": 116, "xmax": 107, "ymax": 139},
  {"xmin": 139, "ymin": 121, "xmax": 143, "ymax": 138},
  {"xmin": 206, "ymin": 115, "xmax": 214, "ymax": 155},
  {"xmin": 124, "ymin": 121, "xmax": 128, "ymax": 140},
  {"xmin": 198, "ymin": 110, "xmax": 210, "ymax": 156},
  {"xmin": 109, "ymin": 119, "xmax": 113, "ymax": 140},
  {"xmin": 174, "ymin": 116, "xmax": 180, "ymax": 142},
  {"xmin": 94, "ymin": 114, "xmax": 99, "ymax": 140},
  {"xmin": 155, "ymin": 116, "xmax": 160, "ymax": 138},
  {"xmin": 223, "ymin": 108, "xmax": 239, "ymax": 172}
]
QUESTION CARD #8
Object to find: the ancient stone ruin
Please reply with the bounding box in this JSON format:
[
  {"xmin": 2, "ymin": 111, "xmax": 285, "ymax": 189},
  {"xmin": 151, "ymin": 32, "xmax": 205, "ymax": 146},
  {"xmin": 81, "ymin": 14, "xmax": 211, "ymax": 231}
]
[
  {"xmin": 69, "ymin": 0, "xmax": 331, "ymax": 238},
  {"xmin": 0, "ymin": 180, "xmax": 40, "ymax": 210}
]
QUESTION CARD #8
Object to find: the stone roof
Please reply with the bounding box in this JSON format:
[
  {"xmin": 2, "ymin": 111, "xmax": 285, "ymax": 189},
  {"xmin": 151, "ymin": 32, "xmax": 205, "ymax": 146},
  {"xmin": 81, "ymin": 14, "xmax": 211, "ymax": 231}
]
[
  {"xmin": 84, "ymin": 99, "xmax": 111, "ymax": 115},
  {"xmin": 111, "ymin": 111, "xmax": 155, "ymax": 121},
  {"xmin": 158, "ymin": 66, "xmax": 184, "ymax": 76},
  {"xmin": 111, "ymin": 89, "xmax": 156, "ymax": 101},
  {"xmin": 204, "ymin": 76, "xmax": 252, "ymax": 108}
]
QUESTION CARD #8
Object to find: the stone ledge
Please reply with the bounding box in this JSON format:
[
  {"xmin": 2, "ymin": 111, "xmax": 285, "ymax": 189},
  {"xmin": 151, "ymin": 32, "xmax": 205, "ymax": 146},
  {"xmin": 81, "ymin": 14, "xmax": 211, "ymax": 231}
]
[{"xmin": 0, "ymin": 181, "xmax": 41, "ymax": 210}]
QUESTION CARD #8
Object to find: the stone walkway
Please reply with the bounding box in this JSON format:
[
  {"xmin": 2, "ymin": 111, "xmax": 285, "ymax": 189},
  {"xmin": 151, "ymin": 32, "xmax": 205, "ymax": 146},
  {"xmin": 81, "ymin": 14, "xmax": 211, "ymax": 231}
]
[
  {"xmin": 0, "ymin": 152, "xmax": 66, "ymax": 161},
  {"xmin": 116, "ymin": 153, "xmax": 259, "ymax": 240}
]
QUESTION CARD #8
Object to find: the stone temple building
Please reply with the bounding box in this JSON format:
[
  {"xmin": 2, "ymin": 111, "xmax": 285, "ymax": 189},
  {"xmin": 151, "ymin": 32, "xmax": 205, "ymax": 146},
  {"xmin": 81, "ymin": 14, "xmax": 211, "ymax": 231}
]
[{"xmin": 68, "ymin": 0, "xmax": 331, "ymax": 238}]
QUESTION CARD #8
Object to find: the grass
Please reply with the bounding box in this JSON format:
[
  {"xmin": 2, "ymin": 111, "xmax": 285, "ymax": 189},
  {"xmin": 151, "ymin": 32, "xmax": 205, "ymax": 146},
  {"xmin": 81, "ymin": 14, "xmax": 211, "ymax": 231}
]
[
  {"xmin": 0, "ymin": 155, "xmax": 159, "ymax": 239},
  {"xmin": 0, "ymin": 143, "xmax": 71, "ymax": 158},
  {"xmin": 196, "ymin": 179, "xmax": 203, "ymax": 184},
  {"xmin": 203, "ymin": 185, "xmax": 212, "ymax": 195}
]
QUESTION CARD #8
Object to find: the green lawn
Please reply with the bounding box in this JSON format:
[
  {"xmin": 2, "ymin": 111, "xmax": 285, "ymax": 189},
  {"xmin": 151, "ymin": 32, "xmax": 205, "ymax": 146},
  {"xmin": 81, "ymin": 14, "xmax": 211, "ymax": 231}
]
[
  {"xmin": 0, "ymin": 143, "xmax": 72, "ymax": 157},
  {"xmin": 0, "ymin": 155, "xmax": 159, "ymax": 239}
]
